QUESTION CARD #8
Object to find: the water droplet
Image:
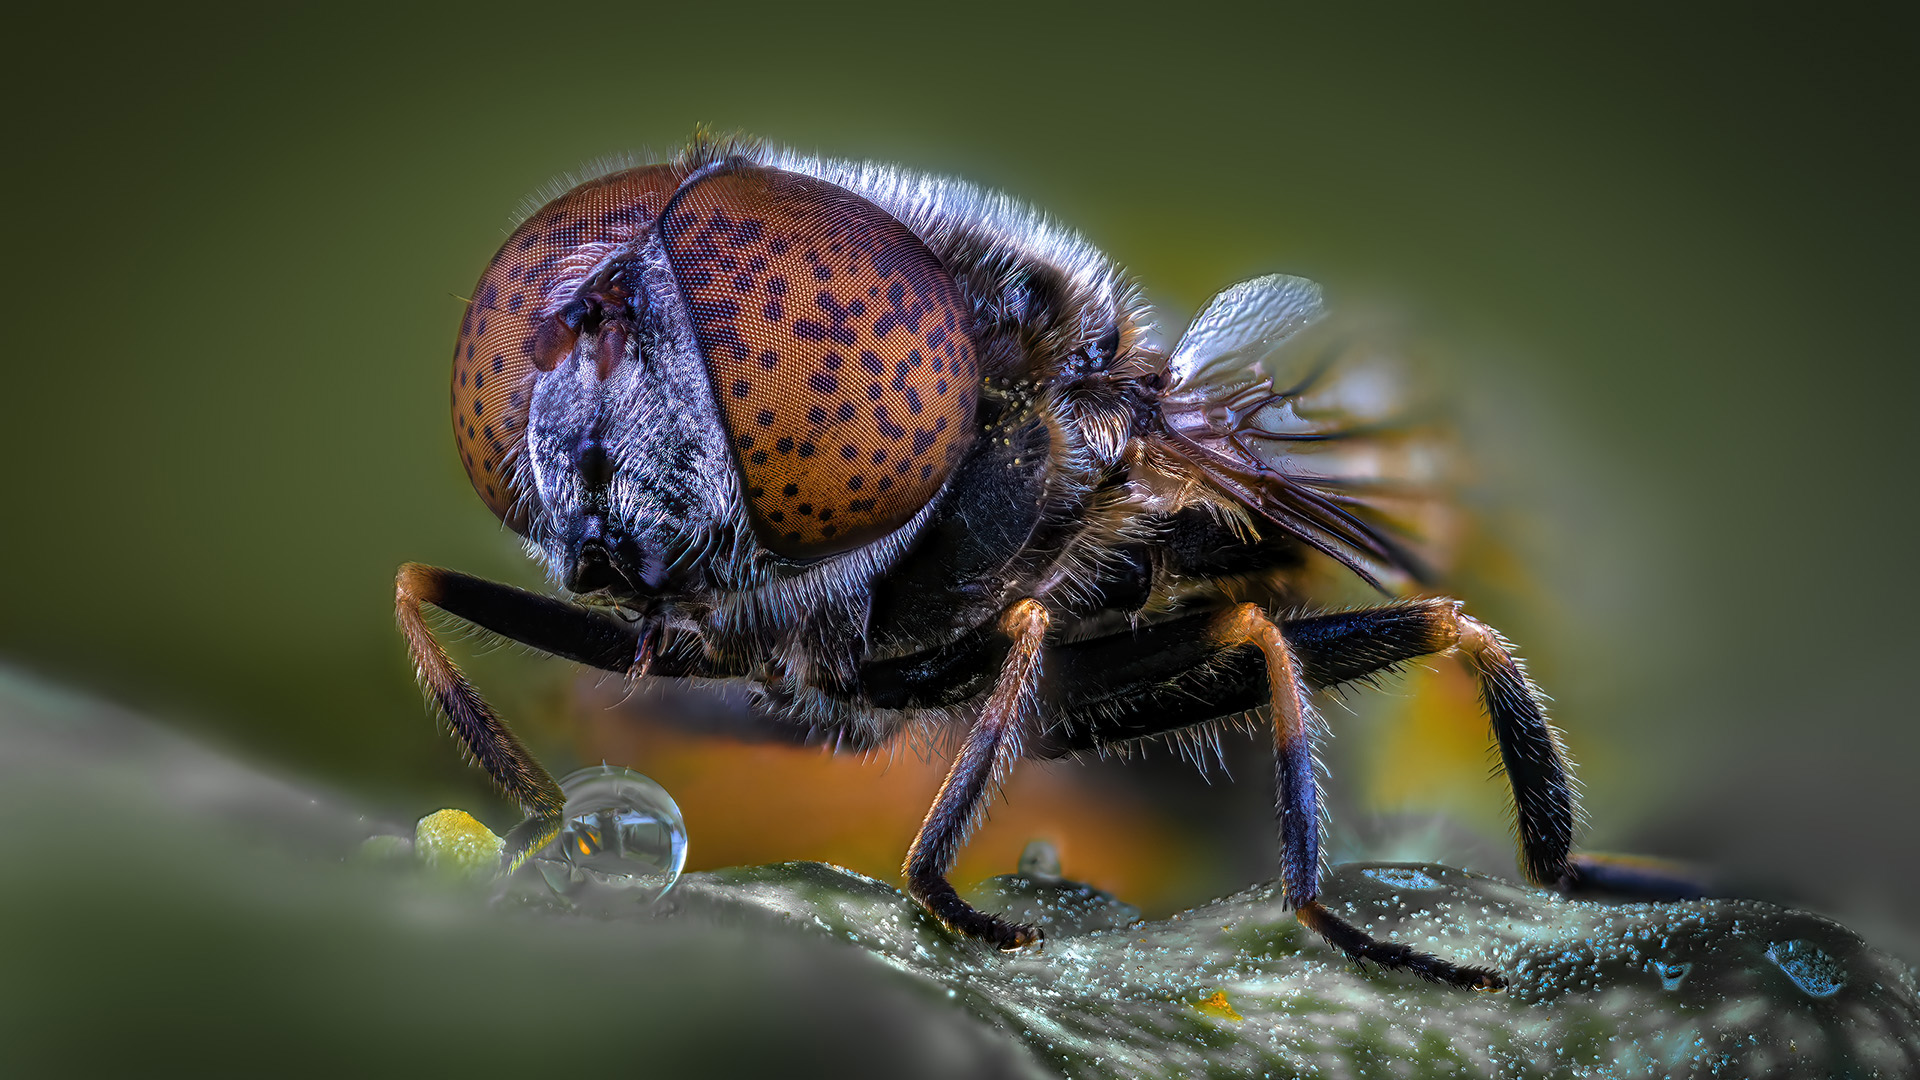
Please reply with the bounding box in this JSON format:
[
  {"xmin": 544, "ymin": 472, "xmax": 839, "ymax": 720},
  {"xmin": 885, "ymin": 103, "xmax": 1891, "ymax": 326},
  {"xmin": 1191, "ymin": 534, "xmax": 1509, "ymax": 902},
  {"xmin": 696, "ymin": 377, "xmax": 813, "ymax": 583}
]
[
  {"xmin": 1018, "ymin": 839, "xmax": 1063, "ymax": 882},
  {"xmin": 1362, "ymin": 867, "xmax": 1440, "ymax": 889},
  {"xmin": 533, "ymin": 765, "xmax": 686, "ymax": 903},
  {"xmin": 1765, "ymin": 939, "xmax": 1846, "ymax": 998},
  {"xmin": 1652, "ymin": 960, "xmax": 1691, "ymax": 990}
]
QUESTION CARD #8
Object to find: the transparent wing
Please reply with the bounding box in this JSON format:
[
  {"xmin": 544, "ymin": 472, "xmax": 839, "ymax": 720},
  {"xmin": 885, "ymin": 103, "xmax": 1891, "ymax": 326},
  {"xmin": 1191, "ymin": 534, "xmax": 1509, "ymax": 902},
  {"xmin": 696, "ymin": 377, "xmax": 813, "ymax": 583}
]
[{"xmin": 1157, "ymin": 275, "xmax": 1459, "ymax": 587}]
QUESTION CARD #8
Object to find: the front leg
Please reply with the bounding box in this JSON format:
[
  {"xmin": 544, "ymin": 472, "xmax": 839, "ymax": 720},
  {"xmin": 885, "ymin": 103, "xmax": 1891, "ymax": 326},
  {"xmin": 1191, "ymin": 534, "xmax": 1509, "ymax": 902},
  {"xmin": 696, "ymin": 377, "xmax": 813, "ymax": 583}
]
[
  {"xmin": 395, "ymin": 564, "xmax": 674, "ymax": 868},
  {"xmin": 904, "ymin": 599, "xmax": 1050, "ymax": 949}
]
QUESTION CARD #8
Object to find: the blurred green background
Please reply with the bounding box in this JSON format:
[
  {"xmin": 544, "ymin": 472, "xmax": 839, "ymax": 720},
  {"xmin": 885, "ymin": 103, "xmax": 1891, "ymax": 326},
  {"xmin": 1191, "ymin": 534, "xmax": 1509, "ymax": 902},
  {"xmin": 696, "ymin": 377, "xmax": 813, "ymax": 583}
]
[{"xmin": 4, "ymin": 5, "xmax": 1915, "ymax": 954}]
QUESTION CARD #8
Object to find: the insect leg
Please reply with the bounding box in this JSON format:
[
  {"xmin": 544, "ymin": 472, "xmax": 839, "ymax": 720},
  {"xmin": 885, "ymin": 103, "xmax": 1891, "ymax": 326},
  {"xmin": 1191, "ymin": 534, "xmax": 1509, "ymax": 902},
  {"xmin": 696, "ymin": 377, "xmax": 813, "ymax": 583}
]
[
  {"xmin": 1210, "ymin": 602, "xmax": 1506, "ymax": 990},
  {"xmin": 903, "ymin": 599, "xmax": 1049, "ymax": 950},
  {"xmin": 396, "ymin": 563, "xmax": 672, "ymax": 867}
]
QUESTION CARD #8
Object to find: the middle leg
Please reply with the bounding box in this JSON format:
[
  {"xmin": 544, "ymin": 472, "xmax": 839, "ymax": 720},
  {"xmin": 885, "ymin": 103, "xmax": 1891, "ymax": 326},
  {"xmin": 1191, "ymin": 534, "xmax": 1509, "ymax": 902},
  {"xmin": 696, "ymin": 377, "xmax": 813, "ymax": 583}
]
[
  {"xmin": 904, "ymin": 599, "xmax": 1051, "ymax": 950},
  {"xmin": 1210, "ymin": 602, "xmax": 1507, "ymax": 990}
]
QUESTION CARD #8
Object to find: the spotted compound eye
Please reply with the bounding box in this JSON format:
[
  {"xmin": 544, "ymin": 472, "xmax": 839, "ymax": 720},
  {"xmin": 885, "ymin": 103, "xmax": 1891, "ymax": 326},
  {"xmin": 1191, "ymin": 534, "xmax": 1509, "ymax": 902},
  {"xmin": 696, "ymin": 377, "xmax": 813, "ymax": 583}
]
[
  {"xmin": 662, "ymin": 164, "xmax": 979, "ymax": 559},
  {"xmin": 451, "ymin": 165, "xmax": 684, "ymax": 533}
]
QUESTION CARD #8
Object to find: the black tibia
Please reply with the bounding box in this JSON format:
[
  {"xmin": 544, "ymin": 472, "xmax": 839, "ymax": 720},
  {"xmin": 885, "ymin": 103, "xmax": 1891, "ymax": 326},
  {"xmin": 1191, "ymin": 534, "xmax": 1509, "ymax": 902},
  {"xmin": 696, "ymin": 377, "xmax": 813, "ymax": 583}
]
[
  {"xmin": 1210, "ymin": 606, "xmax": 1321, "ymax": 910},
  {"xmin": 904, "ymin": 599, "xmax": 1050, "ymax": 950},
  {"xmin": 1209, "ymin": 603, "xmax": 1506, "ymax": 991},
  {"xmin": 1452, "ymin": 616, "xmax": 1576, "ymax": 888}
]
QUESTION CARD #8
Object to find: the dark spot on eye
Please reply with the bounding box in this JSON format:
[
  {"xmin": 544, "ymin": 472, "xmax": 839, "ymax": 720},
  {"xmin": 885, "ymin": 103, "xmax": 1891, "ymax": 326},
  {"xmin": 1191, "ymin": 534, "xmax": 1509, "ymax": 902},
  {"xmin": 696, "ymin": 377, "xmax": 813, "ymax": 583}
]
[
  {"xmin": 871, "ymin": 448, "xmax": 886, "ymax": 465},
  {"xmin": 730, "ymin": 219, "xmax": 766, "ymax": 246},
  {"xmin": 460, "ymin": 371, "xmax": 468, "ymax": 387},
  {"xmin": 809, "ymin": 372, "xmax": 838, "ymax": 394},
  {"xmin": 896, "ymin": 460, "xmax": 913, "ymax": 474},
  {"xmin": 763, "ymin": 300, "xmax": 784, "ymax": 322},
  {"xmin": 748, "ymin": 486, "xmax": 763, "ymax": 498},
  {"xmin": 808, "ymin": 406, "xmax": 828, "ymax": 425},
  {"xmin": 936, "ymin": 378, "xmax": 948, "ymax": 395},
  {"xmin": 821, "ymin": 524, "xmax": 837, "ymax": 538},
  {"xmin": 797, "ymin": 441, "xmax": 814, "ymax": 457},
  {"xmin": 767, "ymin": 276, "xmax": 788, "ymax": 296},
  {"xmin": 472, "ymin": 370, "xmax": 485, "ymax": 391},
  {"xmin": 842, "ymin": 444, "xmax": 859, "ymax": 460},
  {"xmin": 776, "ymin": 436, "xmax": 795, "ymax": 454},
  {"xmin": 769, "ymin": 238, "xmax": 790, "ymax": 256},
  {"xmin": 868, "ymin": 285, "xmax": 880, "ymax": 298},
  {"xmin": 466, "ymin": 344, "xmax": 474, "ymax": 360},
  {"xmin": 818, "ymin": 508, "xmax": 834, "ymax": 521},
  {"xmin": 759, "ymin": 350, "xmax": 780, "ymax": 370},
  {"xmin": 472, "ymin": 399, "xmax": 484, "ymax": 416},
  {"xmin": 731, "ymin": 380, "xmax": 751, "ymax": 399},
  {"xmin": 875, "ymin": 408, "xmax": 907, "ymax": 440},
  {"xmin": 476, "ymin": 319, "xmax": 488, "ymax": 335},
  {"xmin": 847, "ymin": 475, "xmax": 863, "ymax": 490},
  {"xmin": 867, "ymin": 384, "xmax": 883, "ymax": 401},
  {"xmin": 934, "ymin": 416, "xmax": 948, "ymax": 433},
  {"xmin": 482, "ymin": 459, "xmax": 494, "ymax": 474},
  {"xmin": 848, "ymin": 498, "xmax": 875, "ymax": 513},
  {"xmin": 783, "ymin": 483, "xmax": 799, "ymax": 496},
  {"xmin": 770, "ymin": 510, "xmax": 785, "ymax": 522},
  {"xmin": 813, "ymin": 264, "xmax": 833, "ymax": 281},
  {"xmin": 756, "ymin": 409, "xmax": 775, "ymax": 426},
  {"xmin": 912, "ymin": 429, "xmax": 935, "ymax": 454},
  {"xmin": 920, "ymin": 464, "xmax": 933, "ymax": 480},
  {"xmin": 876, "ymin": 476, "xmax": 893, "ymax": 492},
  {"xmin": 860, "ymin": 351, "xmax": 883, "ymax": 375},
  {"xmin": 732, "ymin": 274, "xmax": 754, "ymax": 292},
  {"xmin": 751, "ymin": 450, "xmax": 769, "ymax": 465},
  {"xmin": 508, "ymin": 294, "xmax": 524, "ymax": 313},
  {"xmin": 822, "ymin": 351, "xmax": 843, "ymax": 370},
  {"xmin": 796, "ymin": 503, "xmax": 813, "ymax": 516},
  {"xmin": 737, "ymin": 434, "xmax": 755, "ymax": 450},
  {"xmin": 483, "ymin": 425, "xmax": 494, "ymax": 440},
  {"xmin": 904, "ymin": 389, "xmax": 922, "ymax": 414},
  {"xmin": 793, "ymin": 320, "xmax": 827, "ymax": 341}
]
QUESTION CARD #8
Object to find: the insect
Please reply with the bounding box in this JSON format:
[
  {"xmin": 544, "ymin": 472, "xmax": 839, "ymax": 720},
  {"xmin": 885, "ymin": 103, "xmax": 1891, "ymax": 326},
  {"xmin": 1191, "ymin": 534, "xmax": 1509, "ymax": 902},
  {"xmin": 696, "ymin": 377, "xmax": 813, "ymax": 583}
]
[{"xmin": 398, "ymin": 135, "xmax": 1626, "ymax": 990}]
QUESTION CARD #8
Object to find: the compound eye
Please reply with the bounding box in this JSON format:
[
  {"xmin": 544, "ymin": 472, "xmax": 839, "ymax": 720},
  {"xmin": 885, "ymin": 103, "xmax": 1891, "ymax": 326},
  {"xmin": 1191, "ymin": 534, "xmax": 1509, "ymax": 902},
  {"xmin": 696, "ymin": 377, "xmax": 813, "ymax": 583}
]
[
  {"xmin": 662, "ymin": 164, "xmax": 979, "ymax": 558},
  {"xmin": 452, "ymin": 165, "xmax": 682, "ymax": 533}
]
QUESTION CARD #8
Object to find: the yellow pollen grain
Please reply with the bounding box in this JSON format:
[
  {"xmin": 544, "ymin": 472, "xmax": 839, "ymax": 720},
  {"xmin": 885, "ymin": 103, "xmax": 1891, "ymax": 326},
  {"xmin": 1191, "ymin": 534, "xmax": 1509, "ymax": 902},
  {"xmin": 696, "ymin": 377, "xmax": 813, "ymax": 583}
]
[{"xmin": 1195, "ymin": 990, "xmax": 1244, "ymax": 1023}]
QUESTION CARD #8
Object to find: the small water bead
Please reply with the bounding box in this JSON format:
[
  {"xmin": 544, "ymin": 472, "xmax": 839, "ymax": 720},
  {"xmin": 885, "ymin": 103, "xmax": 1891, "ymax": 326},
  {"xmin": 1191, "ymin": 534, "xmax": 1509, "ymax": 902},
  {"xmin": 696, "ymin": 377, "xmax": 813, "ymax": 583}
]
[
  {"xmin": 1765, "ymin": 939, "xmax": 1846, "ymax": 998},
  {"xmin": 1361, "ymin": 867, "xmax": 1440, "ymax": 890},
  {"xmin": 1651, "ymin": 960, "xmax": 1692, "ymax": 990},
  {"xmin": 534, "ymin": 765, "xmax": 687, "ymax": 904}
]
